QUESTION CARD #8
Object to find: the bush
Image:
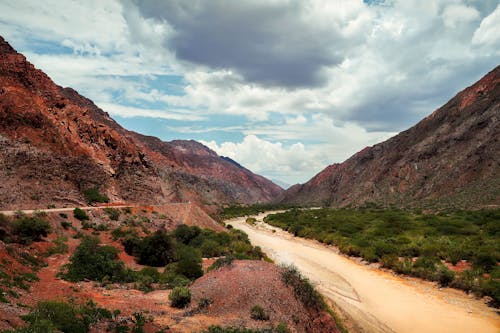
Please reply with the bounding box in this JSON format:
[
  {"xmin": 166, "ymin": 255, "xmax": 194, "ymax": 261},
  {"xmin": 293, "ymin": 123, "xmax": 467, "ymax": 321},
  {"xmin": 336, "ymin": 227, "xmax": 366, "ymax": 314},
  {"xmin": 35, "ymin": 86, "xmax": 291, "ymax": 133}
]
[
  {"xmin": 175, "ymin": 246, "xmax": 203, "ymax": 280},
  {"xmin": 136, "ymin": 230, "xmax": 176, "ymax": 267},
  {"xmin": 173, "ymin": 224, "xmax": 201, "ymax": 245},
  {"xmin": 45, "ymin": 237, "xmax": 69, "ymax": 256},
  {"xmin": 159, "ymin": 270, "xmax": 191, "ymax": 289},
  {"xmin": 250, "ymin": 305, "xmax": 269, "ymax": 321},
  {"xmin": 169, "ymin": 286, "xmax": 191, "ymax": 308},
  {"xmin": 10, "ymin": 300, "xmax": 112, "ymax": 333},
  {"xmin": 473, "ymin": 252, "xmax": 498, "ymax": 272},
  {"xmin": 73, "ymin": 208, "xmax": 89, "ymax": 221},
  {"xmin": 200, "ymin": 239, "xmax": 223, "ymax": 258},
  {"xmin": 209, "ymin": 256, "xmax": 235, "ymax": 271},
  {"xmin": 62, "ymin": 236, "xmax": 132, "ymax": 283},
  {"xmin": 103, "ymin": 208, "xmax": 120, "ymax": 221},
  {"xmin": 13, "ymin": 216, "xmax": 51, "ymax": 243},
  {"xmin": 83, "ymin": 186, "xmax": 109, "ymax": 204},
  {"xmin": 281, "ymin": 265, "xmax": 325, "ymax": 311}
]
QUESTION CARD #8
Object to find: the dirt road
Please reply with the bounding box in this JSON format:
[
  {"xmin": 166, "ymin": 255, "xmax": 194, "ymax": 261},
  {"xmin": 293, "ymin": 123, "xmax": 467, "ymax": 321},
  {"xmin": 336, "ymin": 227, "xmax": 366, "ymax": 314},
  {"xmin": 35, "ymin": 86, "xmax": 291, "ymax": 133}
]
[{"xmin": 230, "ymin": 212, "xmax": 500, "ymax": 333}]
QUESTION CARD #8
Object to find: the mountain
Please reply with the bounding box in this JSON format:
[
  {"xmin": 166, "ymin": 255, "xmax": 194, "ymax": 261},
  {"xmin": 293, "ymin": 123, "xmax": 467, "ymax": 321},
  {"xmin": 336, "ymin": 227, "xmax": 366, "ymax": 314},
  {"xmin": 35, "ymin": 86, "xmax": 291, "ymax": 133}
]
[
  {"xmin": 281, "ymin": 66, "xmax": 500, "ymax": 209},
  {"xmin": 0, "ymin": 36, "xmax": 282, "ymax": 209}
]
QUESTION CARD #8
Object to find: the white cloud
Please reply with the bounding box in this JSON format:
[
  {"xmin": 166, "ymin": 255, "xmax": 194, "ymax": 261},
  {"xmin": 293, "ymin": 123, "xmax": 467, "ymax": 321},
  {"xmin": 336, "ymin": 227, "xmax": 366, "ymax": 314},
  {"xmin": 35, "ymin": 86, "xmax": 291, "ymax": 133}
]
[
  {"xmin": 442, "ymin": 4, "xmax": 480, "ymax": 28},
  {"xmin": 98, "ymin": 103, "xmax": 204, "ymax": 121},
  {"xmin": 201, "ymin": 115, "xmax": 395, "ymax": 184},
  {"xmin": 473, "ymin": 4, "xmax": 500, "ymax": 47},
  {"xmin": 203, "ymin": 135, "xmax": 326, "ymax": 184}
]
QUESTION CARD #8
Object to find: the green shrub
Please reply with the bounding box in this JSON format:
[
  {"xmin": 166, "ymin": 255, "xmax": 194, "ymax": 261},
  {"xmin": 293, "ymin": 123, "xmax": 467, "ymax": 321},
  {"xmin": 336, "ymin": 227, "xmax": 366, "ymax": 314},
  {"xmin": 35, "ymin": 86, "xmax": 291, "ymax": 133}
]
[
  {"xmin": 60, "ymin": 221, "xmax": 72, "ymax": 230},
  {"xmin": 250, "ymin": 305, "xmax": 269, "ymax": 321},
  {"xmin": 137, "ymin": 267, "xmax": 160, "ymax": 283},
  {"xmin": 473, "ymin": 252, "xmax": 498, "ymax": 272},
  {"xmin": 175, "ymin": 246, "xmax": 203, "ymax": 280},
  {"xmin": 281, "ymin": 265, "xmax": 325, "ymax": 312},
  {"xmin": 169, "ymin": 286, "xmax": 191, "ymax": 308},
  {"xmin": 45, "ymin": 237, "xmax": 69, "ymax": 256},
  {"xmin": 173, "ymin": 224, "xmax": 201, "ymax": 245},
  {"xmin": 209, "ymin": 256, "xmax": 235, "ymax": 271},
  {"xmin": 200, "ymin": 239, "xmax": 223, "ymax": 258},
  {"xmin": 73, "ymin": 208, "xmax": 89, "ymax": 221},
  {"xmin": 83, "ymin": 186, "xmax": 109, "ymax": 204},
  {"xmin": 13, "ymin": 300, "xmax": 111, "ymax": 333},
  {"xmin": 246, "ymin": 217, "xmax": 257, "ymax": 225},
  {"xmin": 159, "ymin": 270, "xmax": 191, "ymax": 289},
  {"xmin": 103, "ymin": 208, "xmax": 120, "ymax": 221},
  {"xmin": 62, "ymin": 236, "xmax": 132, "ymax": 283},
  {"xmin": 13, "ymin": 216, "xmax": 51, "ymax": 244},
  {"xmin": 136, "ymin": 230, "xmax": 176, "ymax": 267}
]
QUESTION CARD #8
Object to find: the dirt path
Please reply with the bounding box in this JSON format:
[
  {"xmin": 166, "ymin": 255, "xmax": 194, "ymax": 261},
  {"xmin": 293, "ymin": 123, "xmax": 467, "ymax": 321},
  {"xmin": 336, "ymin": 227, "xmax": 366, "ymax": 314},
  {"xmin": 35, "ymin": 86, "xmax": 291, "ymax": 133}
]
[
  {"xmin": 0, "ymin": 203, "xmax": 191, "ymax": 216},
  {"xmin": 230, "ymin": 212, "xmax": 500, "ymax": 333}
]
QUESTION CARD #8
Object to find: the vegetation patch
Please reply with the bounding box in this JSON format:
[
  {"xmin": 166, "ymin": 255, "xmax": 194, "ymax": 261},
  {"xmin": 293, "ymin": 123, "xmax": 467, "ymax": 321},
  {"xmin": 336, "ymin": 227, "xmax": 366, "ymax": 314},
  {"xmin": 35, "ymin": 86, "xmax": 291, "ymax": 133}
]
[
  {"xmin": 250, "ymin": 305, "xmax": 270, "ymax": 321},
  {"xmin": 169, "ymin": 286, "xmax": 191, "ymax": 308},
  {"xmin": 202, "ymin": 325, "xmax": 290, "ymax": 333},
  {"xmin": 73, "ymin": 208, "xmax": 89, "ymax": 221},
  {"xmin": 267, "ymin": 208, "xmax": 500, "ymax": 306},
  {"xmin": 12, "ymin": 216, "xmax": 51, "ymax": 244},
  {"xmin": 103, "ymin": 207, "xmax": 120, "ymax": 221},
  {"xmin": 83, "ymin": 186, "xmax": 109, "ymax": 204},
  {"xmin": 61, "ymin": 236, "xmax": 134, "ymax": 283},
  {"xmin": 3, "ymin": 300, "xmax": 112, "ymax": 333}
]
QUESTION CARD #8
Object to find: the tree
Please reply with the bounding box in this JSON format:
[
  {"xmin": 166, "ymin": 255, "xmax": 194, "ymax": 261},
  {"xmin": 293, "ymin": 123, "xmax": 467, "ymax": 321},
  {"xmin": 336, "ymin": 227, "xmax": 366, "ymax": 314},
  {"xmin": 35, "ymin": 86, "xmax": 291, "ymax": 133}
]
[{"xmin": 137, "ymin": 230, "xmax": 176, "ymax": 267}]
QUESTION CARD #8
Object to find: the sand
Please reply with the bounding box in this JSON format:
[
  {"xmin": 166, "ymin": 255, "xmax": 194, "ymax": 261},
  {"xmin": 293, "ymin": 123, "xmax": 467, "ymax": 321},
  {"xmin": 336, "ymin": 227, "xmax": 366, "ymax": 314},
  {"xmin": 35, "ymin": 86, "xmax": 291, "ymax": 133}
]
[{"xmin": 230, "ymin": 211, "xmax": 500, "ymax": 333}]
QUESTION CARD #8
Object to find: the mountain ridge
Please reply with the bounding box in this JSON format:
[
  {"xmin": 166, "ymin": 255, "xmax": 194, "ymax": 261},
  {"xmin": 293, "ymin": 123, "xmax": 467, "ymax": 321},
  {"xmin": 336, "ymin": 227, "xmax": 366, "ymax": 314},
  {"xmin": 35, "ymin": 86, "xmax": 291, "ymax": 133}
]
[
  {"xmin": 0, "ymin": 36, "xmax": 282, "ymax": 209},
  {"xmin": 281, "ymin": 66, "xmax": 500, "ymax": 209}
]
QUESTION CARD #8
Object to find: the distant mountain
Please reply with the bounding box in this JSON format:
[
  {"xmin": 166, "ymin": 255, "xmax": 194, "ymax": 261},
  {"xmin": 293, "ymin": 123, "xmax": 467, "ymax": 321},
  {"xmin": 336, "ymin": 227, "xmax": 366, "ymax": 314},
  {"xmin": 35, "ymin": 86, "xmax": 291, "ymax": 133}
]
[
  {"xmin": 281, "ymin": 66, "xmax": 500, "ymax": 209},
  {"xmin": 271, "ymin": 179, "xmax": 291, "ymax": 190},
  {"xmin": 0, "ymin": 36, "xmax": 282, "ymax": 209}
]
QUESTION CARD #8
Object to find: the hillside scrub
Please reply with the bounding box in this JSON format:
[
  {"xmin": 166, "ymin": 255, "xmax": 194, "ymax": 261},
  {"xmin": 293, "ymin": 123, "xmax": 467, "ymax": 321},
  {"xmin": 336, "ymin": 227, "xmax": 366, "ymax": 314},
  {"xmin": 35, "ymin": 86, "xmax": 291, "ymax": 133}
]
[
  {"xmin": 83, "ymin": 186, "xmax": 109, "ymax": 204},
  {"xmin": 12, "ymin": 216, "xmax": 51, "ymax": 244},
  {"xmin": 266, "ymin": 208, "xmax": 500, "ymax": 306},
  {"xmin": 120, "ymin": 225, "xmax": 265, "ymax": 264},
  {"xmin": 73, "ymin": 208, "xmax": 89, "ymax": 221},
  {"xmin": 61, "ymin": 236, "xmax": 134, "ymax": 283}
]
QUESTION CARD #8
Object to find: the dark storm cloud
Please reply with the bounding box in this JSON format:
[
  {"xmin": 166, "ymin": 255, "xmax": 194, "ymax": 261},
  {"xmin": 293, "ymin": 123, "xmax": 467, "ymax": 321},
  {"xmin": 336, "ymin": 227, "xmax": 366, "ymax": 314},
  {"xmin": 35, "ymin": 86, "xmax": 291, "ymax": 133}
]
[{"xmin": 129, "ymin": 0, "xmax": 342, "ymax": 88}]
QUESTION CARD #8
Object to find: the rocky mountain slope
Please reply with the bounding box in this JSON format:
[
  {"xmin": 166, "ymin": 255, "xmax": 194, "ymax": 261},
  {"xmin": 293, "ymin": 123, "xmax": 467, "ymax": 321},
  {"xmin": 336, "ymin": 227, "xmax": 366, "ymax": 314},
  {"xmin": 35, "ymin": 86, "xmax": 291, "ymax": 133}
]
[
  {"xmin": 0, "ymin": 36, "xmax": 282, "ymax": 209},
  {"xmin": 281, "ymin": 66, "xmax": 500, "ymax": 209}
]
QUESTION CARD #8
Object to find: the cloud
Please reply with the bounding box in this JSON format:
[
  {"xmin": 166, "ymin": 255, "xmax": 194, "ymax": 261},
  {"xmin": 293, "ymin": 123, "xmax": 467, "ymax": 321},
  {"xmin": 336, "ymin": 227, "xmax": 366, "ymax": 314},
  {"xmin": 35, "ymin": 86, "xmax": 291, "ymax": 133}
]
[
  {"xmin": 473, "ymin": 4, "xmax": 500, "ymax": 47},
  {"xmin": 203, "ymin": 135, "xmax": 326, "ymax": 184},
  {"xmin": 98, "ymin": 103, "xmax": 204, "ymax": 121},
  {"xmin": 1, "ymin": 0, "xmax": 499, "ymax": 184},
  {"xmin": 200, "ymin": 115, "xmax": 395, "ymax": 183},
  {"xmin": 442, "ymin": 4, "xmax": 480, "ymax": 28},
  {"xmin": 129, "ymin": 0, "xmax": 368, "ymax": 88}
]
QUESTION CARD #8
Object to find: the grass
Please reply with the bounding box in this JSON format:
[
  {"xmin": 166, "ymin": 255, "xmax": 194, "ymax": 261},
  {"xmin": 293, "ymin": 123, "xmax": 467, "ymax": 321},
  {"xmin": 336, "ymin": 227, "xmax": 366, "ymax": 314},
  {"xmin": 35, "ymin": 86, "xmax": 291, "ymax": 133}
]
[{"xmin": 267, "ymin": 208, "xmax": 500, "ymax": 306}]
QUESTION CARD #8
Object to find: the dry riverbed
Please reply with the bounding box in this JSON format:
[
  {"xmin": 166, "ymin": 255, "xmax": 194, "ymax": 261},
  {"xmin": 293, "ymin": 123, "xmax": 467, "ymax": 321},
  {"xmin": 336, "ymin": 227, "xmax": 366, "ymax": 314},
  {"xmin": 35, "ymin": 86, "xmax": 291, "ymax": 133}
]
[{"xmin": 229, "ymin": 211, "xmax": 500, "ymax": 333}]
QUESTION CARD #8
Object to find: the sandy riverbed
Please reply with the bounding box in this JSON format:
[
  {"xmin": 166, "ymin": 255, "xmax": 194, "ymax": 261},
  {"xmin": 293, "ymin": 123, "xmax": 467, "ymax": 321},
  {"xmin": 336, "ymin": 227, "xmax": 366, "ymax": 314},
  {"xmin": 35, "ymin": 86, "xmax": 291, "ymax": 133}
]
[{"xmin": 230, "ymin": 211, "xmax": 500, "ymax": 333}]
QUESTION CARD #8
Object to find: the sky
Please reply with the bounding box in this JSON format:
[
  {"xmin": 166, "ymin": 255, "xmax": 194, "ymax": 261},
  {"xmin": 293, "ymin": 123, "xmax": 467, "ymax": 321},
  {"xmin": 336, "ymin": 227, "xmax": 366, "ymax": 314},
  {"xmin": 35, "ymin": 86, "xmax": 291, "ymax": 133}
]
[{"xmin": 0, "ymin": 0, "xmax": 499, "ymax": 187}]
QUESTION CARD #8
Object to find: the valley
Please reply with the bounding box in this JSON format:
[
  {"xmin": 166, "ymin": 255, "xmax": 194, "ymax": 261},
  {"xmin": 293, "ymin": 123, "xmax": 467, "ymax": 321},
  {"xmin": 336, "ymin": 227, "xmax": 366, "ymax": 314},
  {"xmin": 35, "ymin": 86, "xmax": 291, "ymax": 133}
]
[{"xmin": 230, "ymin": 211, "xmax": 500, "ymax": 333}]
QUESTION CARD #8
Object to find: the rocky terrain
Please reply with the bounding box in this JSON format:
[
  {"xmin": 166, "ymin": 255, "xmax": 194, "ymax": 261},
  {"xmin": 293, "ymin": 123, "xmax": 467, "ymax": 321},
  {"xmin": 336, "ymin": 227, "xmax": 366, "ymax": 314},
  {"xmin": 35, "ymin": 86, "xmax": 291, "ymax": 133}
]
[
  {"xmin": 0, "ymin": 36, "xmax": 282, "ymax": 210},
  {"xmin": 0, "ymin": 207, "xmax": 340, "ymax": 332},
  {"xmin": 281, "ymin": 66, "xmax": 500, "ymax": 209}
]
